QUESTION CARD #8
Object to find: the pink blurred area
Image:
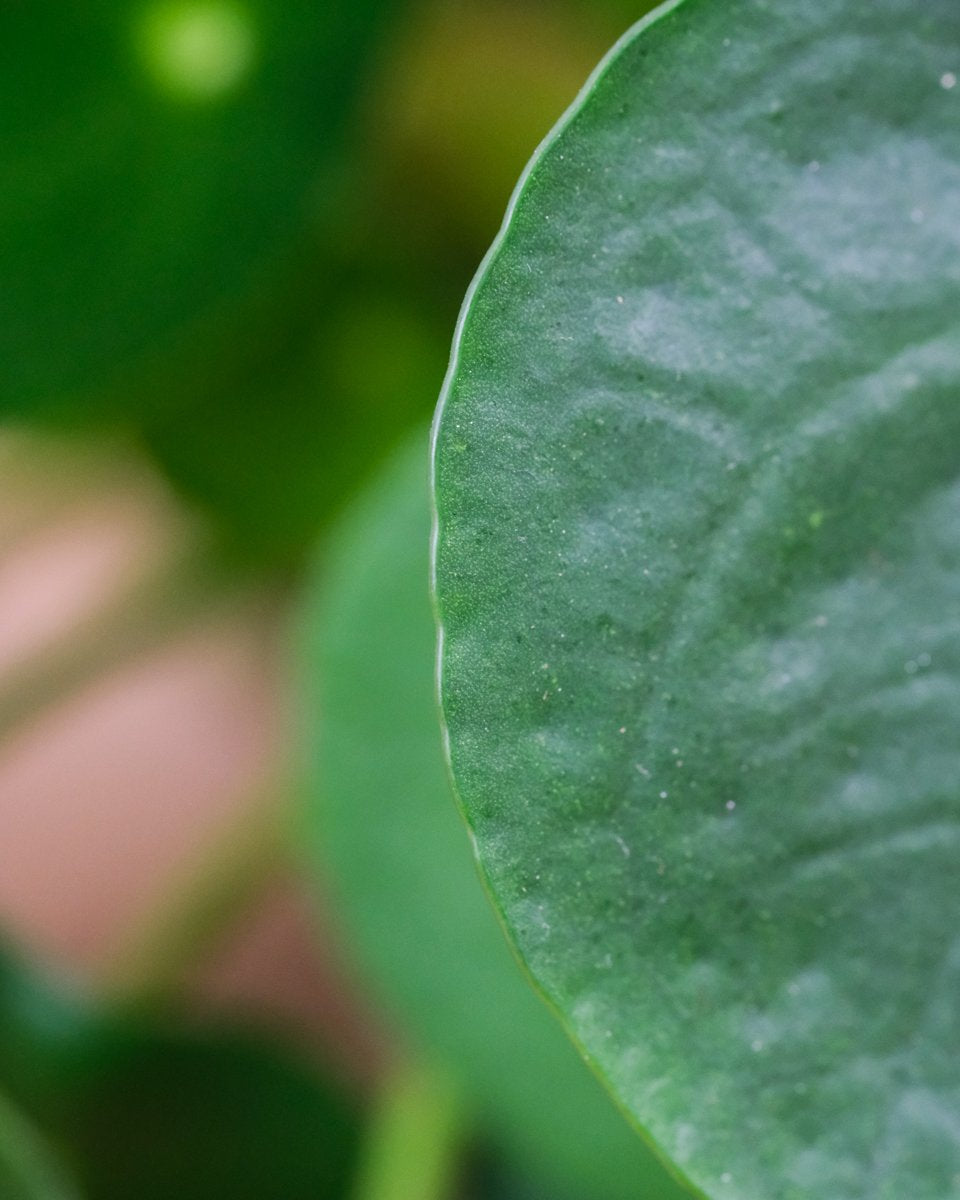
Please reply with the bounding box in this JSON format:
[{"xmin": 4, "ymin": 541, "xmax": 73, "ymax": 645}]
[
  {"xmin": 0, "ymin": 613, "xmax": 280, "ymax": 964},
  {"xmin": 0, "ymin": 433, "xmax": 383, "ymax": 1086}
]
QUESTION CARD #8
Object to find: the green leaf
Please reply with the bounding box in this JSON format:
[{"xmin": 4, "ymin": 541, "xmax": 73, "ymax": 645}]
[
  {"xmin": 299, "ymin": 436, "xmax": 690, "ymax": 1200},
  {"xmin": 0, "ymin": 0, "xmax": 386, "ymax": 418},
  {"xmin": 0, "ymin": 944, "xmax": 359, "ymax": 1200},
  {"xmin": 0, "ymin": 1, "xmax": 435, "ymax": 565},
  {"xmin": 432, "ymin": 2, "xmax": 960, "ymax": 1198}
]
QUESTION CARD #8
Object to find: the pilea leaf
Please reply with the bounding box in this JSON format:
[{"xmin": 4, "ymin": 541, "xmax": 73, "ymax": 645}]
[
  {"xmin": 432, "ymin": 2, "xmax": 960, "ymax": 1198},
  {"xmin": 300, "ymin": 436, "xmax": 691, "ymax": 1200}
]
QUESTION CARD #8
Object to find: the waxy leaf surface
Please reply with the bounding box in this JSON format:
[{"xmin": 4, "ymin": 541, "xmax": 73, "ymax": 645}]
[
  {"xmin": 432, "ymin": 2, "xmax": 960, "ymax": 1197},
  {"xmin": 300, "ymin": 437, "xmax": 690, "ymax": 1200}
]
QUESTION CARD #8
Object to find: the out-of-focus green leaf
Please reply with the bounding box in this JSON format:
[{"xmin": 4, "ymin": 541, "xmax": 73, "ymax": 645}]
[
  {"xmin": 0, "ymin": 0, "xmax": 386, "ymax": 419},
  {"xmin": 0, "ymin": 0, "xmax": 418, "ymax": 565},
  {"xmin": 298, "ymin": 436, "xmax": 691, "ymax": 1200},
  {"xmin": 431, "ymin": 1, "xmax": 960, "ymax": 1197},
  {"xmin": 139, "ymin": 286, "xmax": 446, "ymax": 566},
  {"xmin": 0, "ymin": 944, "xmax": 359, "ymax": 1200},
  {"xmin": 65, "ymin": 1024, "xmax": 357, "ymax": 1200}
]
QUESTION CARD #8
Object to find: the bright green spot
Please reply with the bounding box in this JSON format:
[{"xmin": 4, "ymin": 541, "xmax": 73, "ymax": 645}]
[
  {"xmin": 137, "ymin": 2, "xmax": 256, "ymax": 101},
  {"xmin": 0, "ymin": 0, "xmax": 389, "ymax": 425},
  {"xmin": 433, "ymin": 1, "xmax": 960, "ymax": 1198},
  {"xmin": 808, "ymin": 510, "xmax": 824, "ymax": 529}
]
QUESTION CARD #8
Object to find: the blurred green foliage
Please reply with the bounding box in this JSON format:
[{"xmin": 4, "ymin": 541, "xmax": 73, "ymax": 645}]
[
  {"xmin": 2, "ymin": 0, "xmax": 648, "ymax": 565},
  {"xmin": 2, "ymin": 0, "xmax": 383, "ymax": 412},
  {"xmin": 0, "ymin": 1, "xmax": 660, "ymax": 1196},
  {"xmin": 0, "ymin": 944, "xmax": 359, "ymax": 1200}
]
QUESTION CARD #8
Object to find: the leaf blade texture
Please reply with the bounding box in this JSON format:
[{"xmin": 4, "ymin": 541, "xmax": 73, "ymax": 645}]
[
  {"xmin": 432, "ymin": 2, "xmax": 960, "ymax": 1196},
  {"xmin": 300, "ymin": 436, "xmax": 692, "ymax": 1200}
]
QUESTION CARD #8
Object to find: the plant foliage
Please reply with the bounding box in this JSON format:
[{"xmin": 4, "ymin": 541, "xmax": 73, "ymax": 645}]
[{"xmin": 432, "ymin": 2, "xmax": 960, "ymax": 1196}]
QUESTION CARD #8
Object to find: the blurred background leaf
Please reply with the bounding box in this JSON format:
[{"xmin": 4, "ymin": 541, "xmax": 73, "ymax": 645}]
[
  {"xmin": 0, "ymin": 942, "xmax": 360, "ymax": 1200},
  {"xmin": 1, "ymin": 0, "xmax": 388, "ymax": 418},
  {"xmin": 0, "ymin": 0, "xmax": 653, "ymax": 566},
  {"xmin": 0, "ymin": 3, "xmax": 662, "ymax": 1197}
]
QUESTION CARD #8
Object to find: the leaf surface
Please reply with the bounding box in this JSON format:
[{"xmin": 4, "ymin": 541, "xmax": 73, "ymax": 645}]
[
  {"xmin": 300, "ymin": 436, "xmax": 691, "ymax": 1200},
  {"xmin": 432, "ymin": 2, "xmax": 960, "ymax": 1197}
]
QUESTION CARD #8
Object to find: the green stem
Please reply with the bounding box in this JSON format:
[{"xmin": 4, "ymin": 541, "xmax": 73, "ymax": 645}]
[
  {"xmin": 351, "ymin": 1059, "xmax": 463, "ymax": 1200},
  {"xmin": 96, "ymin": 789, "xmax": 290, "ymax": 1011},
  {"xmin": 0, "ymin": 544, "xmax": 246, "ymax": 742}
]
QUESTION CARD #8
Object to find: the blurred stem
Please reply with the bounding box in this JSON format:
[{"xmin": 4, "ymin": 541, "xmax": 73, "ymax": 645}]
[
  {"xmin": 96, "ymin": 787, "xmax": 291, "ymax": 1011},
  {"xmin": 0, "ymin": 432, "xmax": 144, "ymax": 561},
  {"xmin": 0, "ymin": 496, "xmax": 293, "ymax": 1011},
  {"xmin": 0, "ymin": 541, "xmax": 248, "ymax": 742},
  {"xmin": 0, "ymin": 1089, "xmax": 79, "ymax": 1200},
  {"xmin": 352, "ymin": 1059, "xmax": 463, "ymax": 1200}
]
